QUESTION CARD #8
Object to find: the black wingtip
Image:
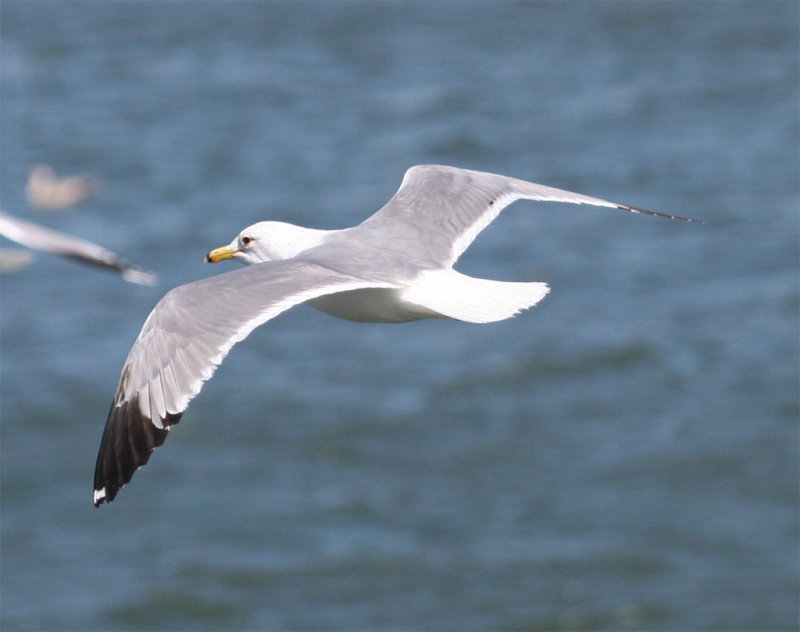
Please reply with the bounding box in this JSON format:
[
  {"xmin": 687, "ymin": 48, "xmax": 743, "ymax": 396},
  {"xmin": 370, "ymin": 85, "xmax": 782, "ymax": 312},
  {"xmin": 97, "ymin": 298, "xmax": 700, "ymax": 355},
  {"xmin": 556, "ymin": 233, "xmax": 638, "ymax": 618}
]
[
  {"xmin": 93, "ymin": 398, "xmax": 182, "ymax": 507},
  {"xmin": 620, "ymin": 203, "xmax": 704, "ymax": 224}
]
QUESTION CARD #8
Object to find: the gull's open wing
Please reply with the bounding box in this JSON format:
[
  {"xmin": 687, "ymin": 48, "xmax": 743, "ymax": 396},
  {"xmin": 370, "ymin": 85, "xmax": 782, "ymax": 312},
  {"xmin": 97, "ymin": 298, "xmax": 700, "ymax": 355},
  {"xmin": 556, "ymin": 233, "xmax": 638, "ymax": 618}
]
[
  {"xmin": 0, "ymin": 210, "xmax": 157, "ymax": 285},
  {"xmin": 361, "ymin": 165, "xmax": 700, "ymax": 267},
  {"xmin": 94, "ymin": 259, "xmax": 393, "ymax": 506}
]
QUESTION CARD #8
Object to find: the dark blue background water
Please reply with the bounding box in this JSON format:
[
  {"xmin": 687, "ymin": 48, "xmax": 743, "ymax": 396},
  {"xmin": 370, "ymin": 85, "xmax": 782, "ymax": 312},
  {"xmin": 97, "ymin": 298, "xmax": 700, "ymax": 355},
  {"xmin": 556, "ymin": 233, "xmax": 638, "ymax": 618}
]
[{"xmin": 1, "ymin": 2, "xmax": 797, "ymax": 630}]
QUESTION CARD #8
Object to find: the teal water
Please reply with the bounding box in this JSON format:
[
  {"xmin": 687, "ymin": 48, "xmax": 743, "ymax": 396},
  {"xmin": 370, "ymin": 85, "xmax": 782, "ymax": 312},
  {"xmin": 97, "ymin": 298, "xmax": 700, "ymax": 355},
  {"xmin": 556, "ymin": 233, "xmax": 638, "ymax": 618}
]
[{"xmin": 1, "ymin": 2, "xmax": 798, "ymax": 630}]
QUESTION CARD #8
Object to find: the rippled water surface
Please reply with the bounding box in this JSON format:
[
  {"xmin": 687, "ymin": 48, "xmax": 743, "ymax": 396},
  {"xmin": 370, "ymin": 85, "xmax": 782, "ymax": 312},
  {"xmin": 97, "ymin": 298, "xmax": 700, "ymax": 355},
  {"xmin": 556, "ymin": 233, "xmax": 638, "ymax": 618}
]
[{"xmin": 1, "ymin": 2, "xmax": 798, "ymax": 630}]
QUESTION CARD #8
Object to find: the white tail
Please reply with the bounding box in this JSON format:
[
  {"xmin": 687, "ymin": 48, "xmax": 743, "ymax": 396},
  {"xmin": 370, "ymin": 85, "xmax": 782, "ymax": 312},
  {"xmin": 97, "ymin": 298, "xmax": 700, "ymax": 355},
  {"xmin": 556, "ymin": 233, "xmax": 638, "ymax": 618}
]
[{"xmin": 402, "ymin": 269, "xmax": 549, "ymax": 324}]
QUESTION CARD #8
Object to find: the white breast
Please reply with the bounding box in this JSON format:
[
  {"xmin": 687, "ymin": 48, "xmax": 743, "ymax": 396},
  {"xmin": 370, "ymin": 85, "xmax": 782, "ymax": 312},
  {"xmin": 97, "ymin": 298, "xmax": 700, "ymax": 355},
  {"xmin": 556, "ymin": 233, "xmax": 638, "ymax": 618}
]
[{"xmin": 306, "ymin": 287, "xmax": 445, "ymax": 323}]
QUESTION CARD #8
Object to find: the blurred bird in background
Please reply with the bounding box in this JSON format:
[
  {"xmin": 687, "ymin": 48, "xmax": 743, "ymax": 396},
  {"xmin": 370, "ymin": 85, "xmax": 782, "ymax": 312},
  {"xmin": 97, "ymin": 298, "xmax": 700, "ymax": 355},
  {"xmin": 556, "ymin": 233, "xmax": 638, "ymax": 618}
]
[{"xmin": 26, "ymin": 164, "xmax": 97, "ymax": 212}]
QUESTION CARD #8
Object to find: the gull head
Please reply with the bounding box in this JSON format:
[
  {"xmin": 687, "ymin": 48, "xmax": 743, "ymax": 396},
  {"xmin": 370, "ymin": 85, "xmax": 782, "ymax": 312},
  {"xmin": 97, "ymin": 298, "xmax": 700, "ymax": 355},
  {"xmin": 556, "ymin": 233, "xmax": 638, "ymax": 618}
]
[{"xmin": 205, "ymin": 221, "xmax": 329, "ymax": 265}]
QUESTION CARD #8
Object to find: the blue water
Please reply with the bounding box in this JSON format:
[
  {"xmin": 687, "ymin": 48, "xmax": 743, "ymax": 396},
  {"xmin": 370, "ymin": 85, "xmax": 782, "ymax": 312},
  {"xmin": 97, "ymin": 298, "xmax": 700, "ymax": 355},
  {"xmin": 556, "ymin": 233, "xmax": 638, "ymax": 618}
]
[{"xmin": 1, "ymin": 2, "xmax": 797, "ymax": 630}]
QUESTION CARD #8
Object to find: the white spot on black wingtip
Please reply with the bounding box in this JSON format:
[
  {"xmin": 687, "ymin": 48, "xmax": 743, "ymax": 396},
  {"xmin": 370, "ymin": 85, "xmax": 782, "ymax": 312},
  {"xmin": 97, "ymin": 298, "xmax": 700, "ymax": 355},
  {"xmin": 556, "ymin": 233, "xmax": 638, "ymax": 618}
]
[{"xmin": 94, "ymin": 395, "xmax": 183, "ymax": 507}]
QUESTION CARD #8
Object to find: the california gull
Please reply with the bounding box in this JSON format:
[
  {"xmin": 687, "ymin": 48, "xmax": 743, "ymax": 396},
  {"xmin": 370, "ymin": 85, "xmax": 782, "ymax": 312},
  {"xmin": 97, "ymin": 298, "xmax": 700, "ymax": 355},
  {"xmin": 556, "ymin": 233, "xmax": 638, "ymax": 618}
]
[{"xmin": 93, "ymin": 164, "xmax": 698, "ymax": 506}]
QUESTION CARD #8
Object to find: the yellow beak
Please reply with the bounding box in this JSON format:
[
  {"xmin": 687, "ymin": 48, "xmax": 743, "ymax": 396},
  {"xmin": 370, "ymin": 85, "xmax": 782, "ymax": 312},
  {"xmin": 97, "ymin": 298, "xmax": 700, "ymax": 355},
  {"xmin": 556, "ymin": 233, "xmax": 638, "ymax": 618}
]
[{"xmin": 205, "ymin": 245, "xmax": 239, "ymax": 263}]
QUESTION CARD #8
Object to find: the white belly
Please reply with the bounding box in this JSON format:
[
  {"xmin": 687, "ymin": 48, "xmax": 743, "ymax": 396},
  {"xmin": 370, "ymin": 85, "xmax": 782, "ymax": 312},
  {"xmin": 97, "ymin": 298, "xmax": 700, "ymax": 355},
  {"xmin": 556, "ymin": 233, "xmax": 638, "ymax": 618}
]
[{"xmin": 307, "ymin": 287, "xmax": 445, "ymax": 323}]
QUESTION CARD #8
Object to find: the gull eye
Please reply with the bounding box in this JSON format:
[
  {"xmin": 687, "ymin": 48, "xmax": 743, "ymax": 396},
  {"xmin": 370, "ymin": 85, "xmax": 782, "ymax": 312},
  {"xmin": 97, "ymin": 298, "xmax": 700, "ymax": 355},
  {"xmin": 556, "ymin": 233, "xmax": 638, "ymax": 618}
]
[{"xmin": 241, "ymin": 236, "xmax": 253, "ymax": 246}]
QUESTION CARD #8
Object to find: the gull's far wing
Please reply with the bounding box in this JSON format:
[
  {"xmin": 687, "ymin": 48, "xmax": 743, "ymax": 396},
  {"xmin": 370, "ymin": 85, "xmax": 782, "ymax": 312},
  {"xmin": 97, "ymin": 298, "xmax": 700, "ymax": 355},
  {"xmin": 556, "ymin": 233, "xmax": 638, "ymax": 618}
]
[
  {"xmin": 360, "ymin": 165, "xmax": 699, "ymax": 268},
  {"xmin": 0, "ymin": 210, "xmax": 157, "ymax": 285},
  {"xmin": 94, "ymin": 260, "xmax": 393, "ymax": 506}
]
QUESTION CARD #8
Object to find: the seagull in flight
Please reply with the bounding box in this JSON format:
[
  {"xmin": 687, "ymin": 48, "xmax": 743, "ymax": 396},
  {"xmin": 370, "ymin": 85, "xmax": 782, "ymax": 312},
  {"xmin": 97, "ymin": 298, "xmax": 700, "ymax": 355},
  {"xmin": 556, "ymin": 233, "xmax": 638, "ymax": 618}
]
[
  {"xmin": 93, "ymin": 165, "xmax": 698, "ymax": 506},
  {"xmin": 0, "ymin": 210, "xmax": 157, "ymax": 285},
  {"xmin": 26, "ymin": 164, "xmax": 96, "ymax": 212}
]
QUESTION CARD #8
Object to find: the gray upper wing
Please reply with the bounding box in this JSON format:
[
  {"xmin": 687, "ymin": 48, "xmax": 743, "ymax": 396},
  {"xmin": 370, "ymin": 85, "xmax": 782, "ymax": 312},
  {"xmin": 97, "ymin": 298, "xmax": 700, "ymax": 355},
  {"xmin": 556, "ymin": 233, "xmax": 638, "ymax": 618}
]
[
  {"xmin": 94, "ymin": 259, "xmax": 393, "ymax": 506},
  {"xmin": 359, "ymin": 165, "xmax": 698, "ymax": 268}
]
